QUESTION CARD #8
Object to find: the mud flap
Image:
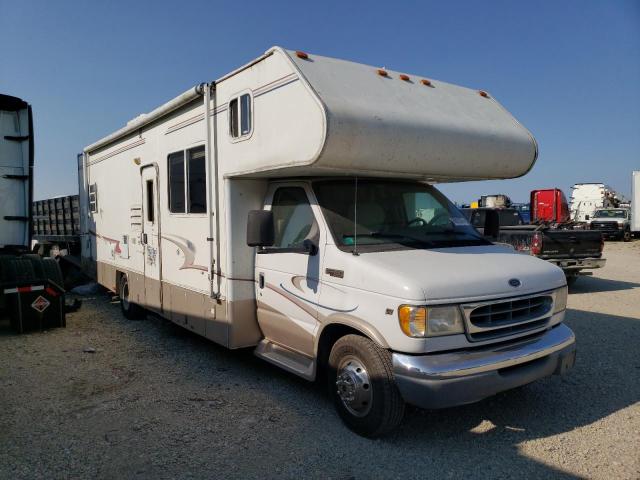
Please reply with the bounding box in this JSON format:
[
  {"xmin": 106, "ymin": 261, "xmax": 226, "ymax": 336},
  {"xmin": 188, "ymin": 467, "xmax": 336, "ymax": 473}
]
[
  {"xmin": 2, "ymin": 280, "xmax": 66, "ymax": 333},
  {"xmin": 555, "ymin": 348, "xmax": 576, "ymax": 375}
]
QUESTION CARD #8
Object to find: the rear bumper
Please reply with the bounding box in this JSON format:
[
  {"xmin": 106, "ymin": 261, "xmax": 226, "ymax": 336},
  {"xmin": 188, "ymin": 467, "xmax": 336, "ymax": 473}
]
[
  {"xmin": 547, "ymin": 257, "xmax": 606, "ymax": 271},
  {"xmin": 392, "ymin": 323, "xmax": 576, "ymax": 410}
]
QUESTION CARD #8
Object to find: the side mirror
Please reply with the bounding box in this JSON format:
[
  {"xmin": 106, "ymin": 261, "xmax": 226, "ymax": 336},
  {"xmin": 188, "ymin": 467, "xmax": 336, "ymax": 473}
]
[
  {"xmin": 247, "ymin": 210, "xmax": 274, "ymax": 247},
  {"xmin": 484, "ymin": 210, "xmax": 500, "ymax": 239}
]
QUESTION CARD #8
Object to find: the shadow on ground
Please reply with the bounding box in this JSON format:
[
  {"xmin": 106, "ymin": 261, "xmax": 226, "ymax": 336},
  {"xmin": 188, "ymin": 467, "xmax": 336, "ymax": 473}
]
[
  {"xmin": 569, "ymin": 275, "xmax": 640, "ymax": 294},
  {"xmin": 1, "ymin": 298, "xmax": 638, "ymax": 479}
]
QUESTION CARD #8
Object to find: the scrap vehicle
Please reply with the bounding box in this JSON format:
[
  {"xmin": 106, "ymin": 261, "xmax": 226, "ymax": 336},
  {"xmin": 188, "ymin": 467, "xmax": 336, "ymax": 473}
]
[
  {"xmin": 569, "ymin": 182, "xmax": 626, "ymax": 223},
  {"xmin": 512, "ymin": 202, "xmax": 531, "ymax": 223},
  {"xmin": 0, "ymin": 94, "xmax": 65, "ymax": 332},
  {"xmin": 79, "ymin": 47, "xmax": 576, "ymax": 437},
  {"xmin": 589, "ymin": 208, "xmax": 632, "ymax": 242},
  {"xmin": 463, "ymin": 196, "xmax": 605, "ymax": 285},
  {"xmin": 479, "ymin": 194, "xmax": 511, "ymax": 208}
]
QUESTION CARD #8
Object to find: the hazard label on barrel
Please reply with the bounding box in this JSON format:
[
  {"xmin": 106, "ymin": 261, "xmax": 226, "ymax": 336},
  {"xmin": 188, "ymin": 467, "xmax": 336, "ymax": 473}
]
[{"xmin": 31, "ymin": 296, "xmax": 51, "ymax": 313}]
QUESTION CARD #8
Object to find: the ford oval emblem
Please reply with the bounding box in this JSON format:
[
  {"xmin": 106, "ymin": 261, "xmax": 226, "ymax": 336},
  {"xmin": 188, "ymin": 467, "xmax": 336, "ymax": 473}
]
[{"xmin": 509, "ymin": 278, "xmax": 522, "ymax": 287}]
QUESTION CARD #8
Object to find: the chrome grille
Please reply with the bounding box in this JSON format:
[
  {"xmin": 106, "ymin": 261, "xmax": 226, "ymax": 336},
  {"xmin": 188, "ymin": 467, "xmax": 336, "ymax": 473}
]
[
  {"xmin": 591, "ymin": 221, "xmax": 618, "ymax": 232},
  {"xmin": 463, "ymin": 294, "xmax": 553, "ymax": 341}
]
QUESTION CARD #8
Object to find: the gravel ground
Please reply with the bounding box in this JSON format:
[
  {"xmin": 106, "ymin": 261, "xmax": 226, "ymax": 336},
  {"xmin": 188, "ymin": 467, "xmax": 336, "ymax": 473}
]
[{"xmin": 1, "ymin": 241, "xmax": 639, "ymax": 479}]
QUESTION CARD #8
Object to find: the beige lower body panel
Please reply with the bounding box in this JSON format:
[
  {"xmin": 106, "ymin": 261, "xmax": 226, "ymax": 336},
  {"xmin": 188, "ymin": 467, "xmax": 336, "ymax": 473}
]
[{"xmin": 95, "ymin": 261, "xmax": 263, "ymax": 349}]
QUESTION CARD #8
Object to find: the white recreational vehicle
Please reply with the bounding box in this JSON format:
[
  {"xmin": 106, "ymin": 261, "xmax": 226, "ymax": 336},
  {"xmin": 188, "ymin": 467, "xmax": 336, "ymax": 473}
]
[{"xmin": 80, "ymin": 47, "xmax": 575, "ymax": 437}]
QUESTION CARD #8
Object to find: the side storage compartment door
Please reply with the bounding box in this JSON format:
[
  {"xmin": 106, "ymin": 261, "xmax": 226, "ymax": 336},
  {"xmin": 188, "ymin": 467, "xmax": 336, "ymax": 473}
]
[
  {"xmin": 254, "ymin": 185, "xmax": 323, "ymax": 357},
  {"xmin": 141, "ymin": 165, "xmax": 162, "ymax": 310}
]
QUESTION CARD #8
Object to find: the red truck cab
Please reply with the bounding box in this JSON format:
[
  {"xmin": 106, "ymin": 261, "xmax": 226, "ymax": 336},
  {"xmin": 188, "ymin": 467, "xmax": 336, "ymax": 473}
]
[{"xmin": 530, "ymin": 189, "xmax": 570, "ymax": 224}]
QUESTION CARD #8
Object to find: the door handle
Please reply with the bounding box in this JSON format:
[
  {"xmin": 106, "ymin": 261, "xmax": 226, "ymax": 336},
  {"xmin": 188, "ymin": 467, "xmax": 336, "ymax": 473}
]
[
  {"xmin": 259, "ymin": 272, "xmax": 265, "ymax": 289},
  {"xmin": 143, "ymin": 233, "xmax": 148, "ymax": 244}
]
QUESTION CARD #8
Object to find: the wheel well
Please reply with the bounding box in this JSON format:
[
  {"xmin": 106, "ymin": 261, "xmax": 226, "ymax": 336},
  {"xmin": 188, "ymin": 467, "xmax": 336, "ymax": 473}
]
[{"xmin": 316, "ymin": 323, "xmax": 368, "ymax": 382}]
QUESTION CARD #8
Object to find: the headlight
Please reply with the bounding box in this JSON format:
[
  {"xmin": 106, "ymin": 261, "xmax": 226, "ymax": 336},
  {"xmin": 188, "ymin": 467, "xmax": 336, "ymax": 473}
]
[
  {"xmin": 553, "ymin": 286, "xmax": 568, "ymax": 314},
  {"xmin": 398, "ymin": 305, "xmax": 464, "ymax": 338}
]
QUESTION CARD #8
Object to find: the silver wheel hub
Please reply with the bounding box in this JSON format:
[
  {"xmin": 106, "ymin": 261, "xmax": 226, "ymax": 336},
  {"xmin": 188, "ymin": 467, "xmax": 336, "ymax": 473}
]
[{"xmin": 336, "ymin": 356, "xmax": 372, "ymax": 417}]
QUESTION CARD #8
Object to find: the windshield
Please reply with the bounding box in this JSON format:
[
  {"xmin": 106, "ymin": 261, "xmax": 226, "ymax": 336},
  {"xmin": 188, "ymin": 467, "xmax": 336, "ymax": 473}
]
[
  {"xmin": 594, "ymin": 209, "xmax": 627, "ymax": 218},
  {"xmin": 313, "ymin": 179, "xmax": 489, "ymax": 251}
]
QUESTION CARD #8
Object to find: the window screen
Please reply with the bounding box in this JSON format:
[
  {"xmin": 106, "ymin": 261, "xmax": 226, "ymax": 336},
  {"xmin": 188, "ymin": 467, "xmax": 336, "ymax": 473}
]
[
  {"xmin": 168, "ymin": 151, "xmax": 185, "ymax": 213},
  {"xmin": 240, "ymin": 94, "xmax": 251, "ymax": 135},
  {"xmin": 229, "ymin": 94, "xmax": 252, "ymax": 139},
  {"xmin": 229, "ymin": 98, "xmax": 239, "ymax": 138},
  {"xmin": 188, "ymin": 146, "xmax": 206, "ymax": 213},
  {"xmin": 271, "ymin": 188, "xmax": 316, "ymax": 249},
  {"xmin": 88, "ymin": 183, "xmax": 98, "ymax": 213}
]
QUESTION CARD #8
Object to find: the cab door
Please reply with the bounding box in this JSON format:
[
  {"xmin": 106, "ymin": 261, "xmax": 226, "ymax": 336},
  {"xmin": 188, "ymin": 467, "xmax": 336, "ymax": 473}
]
[
  {"xmin": 141, "ymin": 165, "xmax": 162, "ymax": 311},
  {"xmin": 254, "ymin": 184, "xmax": 323, "ymax": 357}
]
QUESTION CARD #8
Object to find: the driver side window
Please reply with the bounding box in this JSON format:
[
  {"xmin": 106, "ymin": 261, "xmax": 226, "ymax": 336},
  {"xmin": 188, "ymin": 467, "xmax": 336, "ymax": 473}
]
[{"xmin": 271, "ymin": 187, "xmax": 317, "ymax": 250}]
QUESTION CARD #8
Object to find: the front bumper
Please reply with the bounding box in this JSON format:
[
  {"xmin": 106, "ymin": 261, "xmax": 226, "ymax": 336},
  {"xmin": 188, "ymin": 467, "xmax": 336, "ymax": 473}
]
[
  {"xmin": 547, "ymin": 257, "xmax": 606, "ymax": 271},
  {"xmin": 392, "ymin": 323, "xmax": 576, "ymax": 409}
]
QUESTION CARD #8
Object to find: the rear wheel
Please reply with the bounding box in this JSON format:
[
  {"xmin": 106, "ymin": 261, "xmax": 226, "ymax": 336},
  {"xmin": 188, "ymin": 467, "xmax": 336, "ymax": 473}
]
[
  {"xmin": 328, "ymin": 334, "xmax": 405, "ymax": 437},
  {"xmin": 119, "ymin": 274, "xmax": 144, "ymax": 320}
]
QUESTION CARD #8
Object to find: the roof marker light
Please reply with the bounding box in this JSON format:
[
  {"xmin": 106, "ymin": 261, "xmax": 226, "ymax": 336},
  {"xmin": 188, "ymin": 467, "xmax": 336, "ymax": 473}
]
[
  {"xmin": 399, "ymin": 74, "xmax": 410, "ymax": 81},
  {"xmin": 420, "ymin": 79, "xmax": 433, "ymax": 87},
  {"xmin": 377, "ymin": 69, "xmax": 389, "ymax": 77},
  {"xmin": 479, "ymin": 90, "xmax": 490, "ymax": 98},
  {"xmin": 295, "ymin": 51, "xmax": 309, "ymax": 60}
]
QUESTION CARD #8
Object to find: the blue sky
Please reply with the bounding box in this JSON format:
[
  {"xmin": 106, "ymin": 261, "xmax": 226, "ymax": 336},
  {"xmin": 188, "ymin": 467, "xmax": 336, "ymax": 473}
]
[{"xmin": 1, "ymin": 0, "xmax": 638, "ymax": 202}]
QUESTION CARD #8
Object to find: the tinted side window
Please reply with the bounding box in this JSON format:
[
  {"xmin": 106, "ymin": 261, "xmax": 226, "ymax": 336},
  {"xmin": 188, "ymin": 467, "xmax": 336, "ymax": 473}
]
[
  {"xmin": 188, "ymin": 146, "xmax": 206, "ymax": 213},
  {"xmin": 168, "ymin": 151, "xmax": 185, "ymax": 213},
  {"xmin": 271, "ymin": 188, "xmax": 316, "ymax": 249},
  {"xmin": 229, "ymin": 98, "xmax": 239, "ymax": 138}
]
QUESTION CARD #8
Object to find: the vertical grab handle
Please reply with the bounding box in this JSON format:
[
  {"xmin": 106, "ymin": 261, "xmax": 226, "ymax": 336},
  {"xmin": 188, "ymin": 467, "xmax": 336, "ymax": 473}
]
[{"xmin": 259, "ymin": 272, "xmax": 265, "ymax": 289}]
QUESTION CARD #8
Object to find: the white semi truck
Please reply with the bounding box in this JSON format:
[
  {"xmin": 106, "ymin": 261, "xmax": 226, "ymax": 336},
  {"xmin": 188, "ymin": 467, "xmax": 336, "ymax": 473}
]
[
  {"xmin": 570, "ymin": 182, "xmax": 625, "ymax": 223},
  {"xmin": 79, "ymin": 47, "xmax": 575, "ymax": 437},
  {"xmin": 0, "ymin": 94, "xmax": 65, "ymax": 332}
]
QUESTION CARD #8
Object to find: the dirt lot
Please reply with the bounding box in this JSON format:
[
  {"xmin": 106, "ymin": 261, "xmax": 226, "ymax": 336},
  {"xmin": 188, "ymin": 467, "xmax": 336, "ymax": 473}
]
[{"xmin": 1, "ymin": 242, "xmax": 639, "ymax": 479}]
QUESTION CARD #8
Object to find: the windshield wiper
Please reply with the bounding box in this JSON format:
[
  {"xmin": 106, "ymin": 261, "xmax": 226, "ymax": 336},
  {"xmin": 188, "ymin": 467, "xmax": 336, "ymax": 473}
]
[{"xmin": 343, "ymin": 232, "xmax": 427, "ymax": 244}]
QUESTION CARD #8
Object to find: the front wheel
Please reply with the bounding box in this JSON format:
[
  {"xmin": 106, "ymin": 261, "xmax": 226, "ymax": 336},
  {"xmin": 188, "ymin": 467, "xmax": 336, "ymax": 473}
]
[
  {"xmin": 623, "ymin": 230, "xmax": 631, "ymax": 242},
  {"xmin": 328, "ymin": 334, "xmax": 405, "ymax": 437},
  {"xmin": 119, "ymin": 274, "xmax": 144, "ymax": 320}
]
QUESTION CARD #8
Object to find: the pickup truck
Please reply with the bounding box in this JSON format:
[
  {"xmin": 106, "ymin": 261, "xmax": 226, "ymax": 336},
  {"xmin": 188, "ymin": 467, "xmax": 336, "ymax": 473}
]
[
  {"xmin": 589, "ymin": 208, "xmax": 632, "ymax": 242},
  {"xmin": 462, "ymin": 208, "xmax": 605, "ymax": 285}
]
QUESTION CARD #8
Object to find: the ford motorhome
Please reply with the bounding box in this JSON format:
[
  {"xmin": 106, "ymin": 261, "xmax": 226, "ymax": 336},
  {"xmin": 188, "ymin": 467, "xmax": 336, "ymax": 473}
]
[{"xmin": 79, "ymin": 48, "xmax": 575, "ymax": 437}]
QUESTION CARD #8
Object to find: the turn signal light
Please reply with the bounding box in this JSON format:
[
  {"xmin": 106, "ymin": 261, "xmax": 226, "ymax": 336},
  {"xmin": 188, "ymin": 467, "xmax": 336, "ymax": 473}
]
[
  {"xmin": 531, "ymin": 232, "xmax": 543, "ymax": 256},
  {"xmin": 398, "ymin": 305, "xmax": 426, "ymax": 337}
]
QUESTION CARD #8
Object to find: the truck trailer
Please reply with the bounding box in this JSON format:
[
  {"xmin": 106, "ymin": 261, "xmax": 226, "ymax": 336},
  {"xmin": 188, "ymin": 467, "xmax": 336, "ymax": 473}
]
[
  {"xmin": 79, "ymin": 47, "xmax": 575, "ymax": 437},
  {"xmin": 0, "ymin": 94, "xmax": 65, "ymax": 332},
  {"xmin": 632, "ymin": 171, "xmax": 640, "ymax": 236}
]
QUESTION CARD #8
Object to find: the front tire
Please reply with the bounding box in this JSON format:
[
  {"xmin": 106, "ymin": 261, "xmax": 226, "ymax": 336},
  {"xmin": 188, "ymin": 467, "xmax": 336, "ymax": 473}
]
[
  {"xmin": 119, "ymin": 274, "xmax": 144, "ymax": 320},
  {"xmin": 328, "ymin": 334, "xmax": 405, "ymax": 437},
  {"xmin": 623, "ymin": 230, "xmax": 631, "ymax": 242}
]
